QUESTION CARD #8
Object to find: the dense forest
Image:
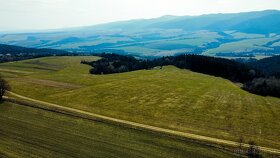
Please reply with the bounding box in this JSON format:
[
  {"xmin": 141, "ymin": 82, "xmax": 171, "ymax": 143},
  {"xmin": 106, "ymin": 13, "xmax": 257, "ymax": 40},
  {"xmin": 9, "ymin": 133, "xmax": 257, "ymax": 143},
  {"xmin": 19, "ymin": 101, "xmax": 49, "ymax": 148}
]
[
  {"xmin": 82, "ymin": 53, "xmax": 258, "ymax": 82},
  {"xmin": 242, "ymin": 56, "xmax": 280, "ymax": 97},
  {"xmin": 243, "ymin": 77, "xmax": 280, "ymax": 97},
  {"xmin": 82, "ymin": 53, "xmax": 280, "ymax": 97},
  {"xmin": 247, "ymin": 55, "xmax": 280, "ymax": 78}
]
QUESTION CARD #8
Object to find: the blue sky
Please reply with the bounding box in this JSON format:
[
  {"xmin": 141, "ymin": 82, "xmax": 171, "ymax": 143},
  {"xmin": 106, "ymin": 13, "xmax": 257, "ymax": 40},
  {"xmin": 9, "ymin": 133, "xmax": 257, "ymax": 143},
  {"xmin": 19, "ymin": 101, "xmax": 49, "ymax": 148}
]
[{"xmin": 1, "ymin": 0, "xmax": 280, "ymax": 31}]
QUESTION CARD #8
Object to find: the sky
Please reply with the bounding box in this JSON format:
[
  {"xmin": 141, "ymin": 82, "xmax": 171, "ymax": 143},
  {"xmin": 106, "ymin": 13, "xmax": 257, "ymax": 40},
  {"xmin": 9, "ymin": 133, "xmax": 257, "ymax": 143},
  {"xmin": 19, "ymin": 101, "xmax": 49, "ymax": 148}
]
[{"xmin": 1, "ymin": 0, "xmax": 280, "ymax": 31}]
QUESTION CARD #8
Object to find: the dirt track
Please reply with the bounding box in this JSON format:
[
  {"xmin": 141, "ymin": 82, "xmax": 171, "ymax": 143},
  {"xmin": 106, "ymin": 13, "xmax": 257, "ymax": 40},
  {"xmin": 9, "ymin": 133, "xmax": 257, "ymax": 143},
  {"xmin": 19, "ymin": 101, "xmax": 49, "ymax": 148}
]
[{"xmin": 5, "ymin": 91, "xmax": 280, "ymax": 155}]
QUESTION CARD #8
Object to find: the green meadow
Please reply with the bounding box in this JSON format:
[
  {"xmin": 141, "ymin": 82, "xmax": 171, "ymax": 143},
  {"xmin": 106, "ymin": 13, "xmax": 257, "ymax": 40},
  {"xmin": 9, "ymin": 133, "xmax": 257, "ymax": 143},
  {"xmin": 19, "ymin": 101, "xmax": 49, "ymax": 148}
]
[
  {"xmin": 203, "ymin": 38, "xmax": 278, "ymax": 56},
  {"xmin": 0, "ymin": 56, "xmax": 280, "ymax": 150}
]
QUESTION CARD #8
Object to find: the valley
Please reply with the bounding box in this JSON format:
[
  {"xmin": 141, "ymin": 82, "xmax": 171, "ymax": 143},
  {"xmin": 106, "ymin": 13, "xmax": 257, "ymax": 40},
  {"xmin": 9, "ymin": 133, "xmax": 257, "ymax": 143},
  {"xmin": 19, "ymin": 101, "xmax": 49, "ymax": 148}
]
[{"xmin": 1, "ymin": 10, "xmax": 280, "ymax": 59}]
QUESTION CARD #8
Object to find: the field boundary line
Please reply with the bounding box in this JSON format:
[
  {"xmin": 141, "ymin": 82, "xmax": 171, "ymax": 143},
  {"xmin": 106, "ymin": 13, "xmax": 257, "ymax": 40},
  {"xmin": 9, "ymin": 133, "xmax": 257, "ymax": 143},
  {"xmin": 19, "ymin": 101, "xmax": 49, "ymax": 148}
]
[
  {"xmin": 4, "ymin": 91, "xmax": 280, "ymax": 155},
  {"xmin": 0, "ymin": 68, "xmax": 33, "ymax": 74}
]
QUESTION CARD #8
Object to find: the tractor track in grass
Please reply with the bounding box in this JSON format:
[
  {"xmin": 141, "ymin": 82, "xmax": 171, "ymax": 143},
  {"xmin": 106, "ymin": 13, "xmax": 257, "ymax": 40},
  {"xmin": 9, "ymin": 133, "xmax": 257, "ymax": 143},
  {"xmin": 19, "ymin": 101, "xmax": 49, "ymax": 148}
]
[
  {"xmin": 0, "ymin": 68, "xmax": 33, "ymax": 74},
  {"xmin": 4, "ymin": 91, "xmax": 280, "ymax": 155}
]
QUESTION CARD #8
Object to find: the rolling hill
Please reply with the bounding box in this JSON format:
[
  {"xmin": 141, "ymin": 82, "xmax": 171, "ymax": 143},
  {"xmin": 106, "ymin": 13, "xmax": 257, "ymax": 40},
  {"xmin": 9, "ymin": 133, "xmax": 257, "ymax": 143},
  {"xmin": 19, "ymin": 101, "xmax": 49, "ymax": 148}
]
[
  {"xmin": 0, "ymin": 56, "xmax": 279, "ymax": 152},
  {"xmin": 0, "ymin": 10, "xmax": 280, "ymax": 58},
  {"xmin": 80, "ymin": 10, "xmax": 280, "ymax": 33}
]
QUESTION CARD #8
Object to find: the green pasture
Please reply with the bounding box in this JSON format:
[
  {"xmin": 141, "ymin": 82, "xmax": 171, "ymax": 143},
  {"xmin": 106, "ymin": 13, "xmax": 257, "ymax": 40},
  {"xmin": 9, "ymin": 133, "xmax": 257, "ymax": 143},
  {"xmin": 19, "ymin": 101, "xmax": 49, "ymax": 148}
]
[{"xmin": 0, "ymin": 56, "xmax": 280, "ymax": 150}]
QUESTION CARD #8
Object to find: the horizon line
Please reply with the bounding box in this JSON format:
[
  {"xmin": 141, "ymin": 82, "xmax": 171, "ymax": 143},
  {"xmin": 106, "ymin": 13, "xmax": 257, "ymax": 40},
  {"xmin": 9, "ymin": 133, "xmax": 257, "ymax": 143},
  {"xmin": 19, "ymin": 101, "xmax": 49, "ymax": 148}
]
[{"xmin": 1, "ymin": 9, "xmax": 279, "ymax": 34}]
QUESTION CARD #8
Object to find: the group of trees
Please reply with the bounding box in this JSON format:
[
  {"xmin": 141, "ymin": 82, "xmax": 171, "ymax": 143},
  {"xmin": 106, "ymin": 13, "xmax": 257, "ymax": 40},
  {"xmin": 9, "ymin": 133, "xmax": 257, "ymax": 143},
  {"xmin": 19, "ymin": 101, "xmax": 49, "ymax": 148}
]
[
  {"xmin": 82, "ymin": 53, "xmax": 280, "ymax": 98},
  {"xmin": 0, "ymin": 77, "xmax": 9, "ymax": 101},
  {"xmin": 82, "ymin": 53, "xmax": 256, "ymax": 82},
  {"xmin": 81, "ymin": 53, "xmax": 153, "ymax": 74},
  {"xmin": 247, "ymin": 141, "xmax": 262, "ymax": 158},
  {"xmin": 236, "ymin": 138, "xmax": 262, "ymax": 158},
  {"xmin": 247, "ymin": 55, "xmax": 280, "ymax": 78},
  {"xmin": 243, "ymin": 77, "xmax": 280, "ymax": 97},
  {"xmin": 240, "ymin": 55, "xmax": 280, "ymax": 97},
  {"xmin": 168, "ymin": 55, "xmax": 256, "ymax": 83}
]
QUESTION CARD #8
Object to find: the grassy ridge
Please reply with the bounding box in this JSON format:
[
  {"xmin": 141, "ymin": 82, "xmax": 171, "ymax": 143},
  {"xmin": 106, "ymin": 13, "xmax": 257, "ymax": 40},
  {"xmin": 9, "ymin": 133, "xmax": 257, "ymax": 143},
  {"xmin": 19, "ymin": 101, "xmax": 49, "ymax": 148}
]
[
  {"xmin": 0, "ymin": 56, "xmax": 280, "ymax": 150},
  {"xmin": 0, "ymin": 102, "xmax": 236, "ymax": 158}
]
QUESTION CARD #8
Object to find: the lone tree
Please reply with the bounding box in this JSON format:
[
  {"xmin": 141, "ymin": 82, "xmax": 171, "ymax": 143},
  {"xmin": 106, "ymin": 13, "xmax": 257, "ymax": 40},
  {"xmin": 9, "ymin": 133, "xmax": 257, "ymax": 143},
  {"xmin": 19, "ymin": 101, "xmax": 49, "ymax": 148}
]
[
  {"xmin": 237, "ymin": 137, "xmax": 244, "ymax": 158},
  {"xmin": 0, "ymin": 77, "xmax": 9, "ymax": 101},
  {"xmin": 247, "ymin": 141, "xmax": 262, "ymax": 158}
]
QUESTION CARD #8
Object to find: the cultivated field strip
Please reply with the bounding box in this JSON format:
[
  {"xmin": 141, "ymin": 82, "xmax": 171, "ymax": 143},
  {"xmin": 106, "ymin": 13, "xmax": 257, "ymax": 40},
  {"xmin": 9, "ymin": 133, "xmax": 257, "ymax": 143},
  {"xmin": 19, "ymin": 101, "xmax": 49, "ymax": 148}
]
[{"xmin": 4, "ymin": 91, "xmax": 280, "ymax": 155}]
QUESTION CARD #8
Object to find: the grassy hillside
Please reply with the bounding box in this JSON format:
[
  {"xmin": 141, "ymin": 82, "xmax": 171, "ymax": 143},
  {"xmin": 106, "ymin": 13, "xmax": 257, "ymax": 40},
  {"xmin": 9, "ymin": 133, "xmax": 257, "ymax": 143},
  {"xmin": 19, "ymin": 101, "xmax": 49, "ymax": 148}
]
[
  {"xmin": 0, "ymin": 102, "xmax": 237, "ymax": 158},
  {"xmin": 0, "ymin": 56, "xmax": 280, "ymax": 150}
]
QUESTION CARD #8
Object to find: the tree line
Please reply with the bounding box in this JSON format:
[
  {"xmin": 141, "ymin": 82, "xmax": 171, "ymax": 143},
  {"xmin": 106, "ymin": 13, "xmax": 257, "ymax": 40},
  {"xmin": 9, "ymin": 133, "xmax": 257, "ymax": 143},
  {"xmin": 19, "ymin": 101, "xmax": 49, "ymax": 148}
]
[
  {"xmin": 0, "ymin": 76, "xmax": 9, "ymax": 101},
  {"xmin": 82, "ymin": 53, "xmax": 280, "ymax": 98},
  {"xmin": 0, "ymin": 44, "xmax": 77, "ymax": 63}
]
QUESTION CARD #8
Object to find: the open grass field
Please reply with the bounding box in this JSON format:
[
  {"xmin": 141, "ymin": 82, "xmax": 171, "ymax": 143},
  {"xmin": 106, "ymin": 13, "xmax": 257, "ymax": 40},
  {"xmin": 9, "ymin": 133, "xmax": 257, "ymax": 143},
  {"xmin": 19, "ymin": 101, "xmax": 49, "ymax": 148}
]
[
  {"xmin": 272, "ymin": 41, "xmax": 280, "ymax": 46},
  {"xmin": 203, "ymin": 38, "xmax": 278, "ymax": 56},
  {"xmin": 228, "ymin": 32, "xmax": 265, "ymax": 39},
  {"xmin": 0, "ymin": 56, "xmax": 280, "ymax": 151},
  {"xmin": 0, "ymin": 102, "xmax": 237, "ymax": 158}
]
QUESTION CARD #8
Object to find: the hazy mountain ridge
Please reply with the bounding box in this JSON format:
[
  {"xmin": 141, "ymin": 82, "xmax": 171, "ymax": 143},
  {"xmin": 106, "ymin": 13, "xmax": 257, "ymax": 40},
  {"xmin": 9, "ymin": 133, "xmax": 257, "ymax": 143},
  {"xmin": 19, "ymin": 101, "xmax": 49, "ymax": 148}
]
[
  {"xmin": 84, "ymin": 10, "xmax": 280, "ymax": 33},
  {"xmin": 0, "ymin": 10, "xmax": 280, "ymax": 58},
  {"xmin": 0, "ymin": 44, "xmax": 71, "ymax": 62}
]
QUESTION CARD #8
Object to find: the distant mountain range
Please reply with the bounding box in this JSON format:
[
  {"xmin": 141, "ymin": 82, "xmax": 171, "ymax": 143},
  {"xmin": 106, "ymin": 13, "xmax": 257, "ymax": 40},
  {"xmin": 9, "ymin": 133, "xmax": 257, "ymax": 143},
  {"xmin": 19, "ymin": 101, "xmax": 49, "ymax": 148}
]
[
  {"xmin": 89, "ymin": 10, "xmax": 280, "ymax": 34},
  {"xmin": 1, "ymin": 10, "xmax": 280, "ymax": 58},
  {"xmin": 0, "ymin": 44, "xmax": 68, "ymax": 55}
]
